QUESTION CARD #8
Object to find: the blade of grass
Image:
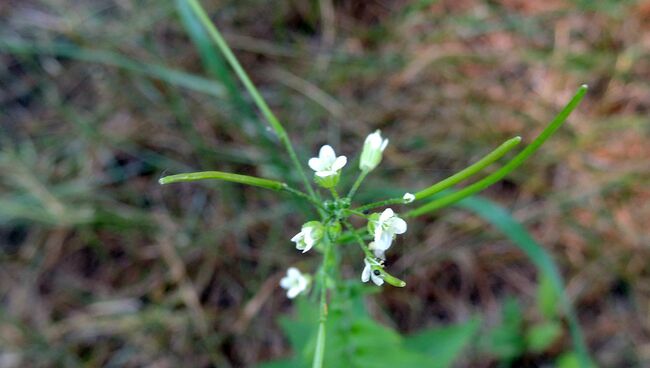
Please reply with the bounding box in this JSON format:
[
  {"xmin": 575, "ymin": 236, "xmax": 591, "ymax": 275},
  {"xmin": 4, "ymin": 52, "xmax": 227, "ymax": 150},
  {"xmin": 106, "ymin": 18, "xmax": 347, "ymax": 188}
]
[
  {"xmin": 0, "ymin": 39, "xmax": 226, "ymax": 97},
  {"xmin": 174, "ymin": 0, "xmax": 289, "ymax": 179},
  {"xmin": 407, "ymin": 85, "xmax": 588, "ymax": 218},
  {"xmin": 455, "ymin": 195, "xmax": 591, "ymax": 367},
  {"xmin": 184, "ymin": 0, "xmax": 317, "ymax": 199}
]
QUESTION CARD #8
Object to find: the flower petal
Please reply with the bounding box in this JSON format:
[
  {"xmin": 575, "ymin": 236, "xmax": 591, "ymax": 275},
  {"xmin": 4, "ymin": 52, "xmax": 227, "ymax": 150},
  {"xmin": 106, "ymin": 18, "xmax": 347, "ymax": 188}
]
[
  {"xmin": 388, "ymin": 217, "xmax": 407, "ymax": 234},
  {"xmin": 379, "ymin": 208, "xmax": 394, "ymax": 223},
  {"xmin": 279, "ymin": 276, "xmax": 293, "ymax": 288},
  {"xmin": 373, "ymin": 227, "xmax": 383, "ymax": 245},
  {"xmin": 331, "ymin": 156, "xmax": 347, "ymax": 171},
  {"xmin": 371, "ymin": 273, "xmax": 384, "ymax": 286},
  {"xmin": 308, "ymin": 157, "xmax": 325, "ymax": 171},
  {"xmin": 291, "ymin": 231, "xmax": 304, "ymax": 242},
  {"xmin": 287, "ymin": 287, "xmax": 300, "ymax": 299},
  {"xmin": 319, "ymin": 145, "xmax": 336, "ymax": 164},
  {"xmin": 302, "ymin": 241, "xmax": 314, "ymax": 253},
  {"xmin": 380, "ymin": 138, "xmax": 389, "ymax": 151},
  {"xmin": 379, "ymin": 231, "xmax": 393, "ymax": 250},
  {"xmin": 287, "ymin": 267, "xmax": 300, "ymax": 278},
  {"xmin": 361, "ymin": 261, "xmax": 371, "ymax": 282},
  {"xmin": 315, "ymin": 170, "xmax": 336, "ymax": 178}
]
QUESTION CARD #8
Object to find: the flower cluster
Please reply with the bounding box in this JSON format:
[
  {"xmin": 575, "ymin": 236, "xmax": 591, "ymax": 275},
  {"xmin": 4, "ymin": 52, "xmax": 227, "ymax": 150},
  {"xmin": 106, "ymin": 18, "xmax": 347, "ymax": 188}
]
[{"xmin": 280, "ymin": 130, "xmax": 412, "ymax": 297}]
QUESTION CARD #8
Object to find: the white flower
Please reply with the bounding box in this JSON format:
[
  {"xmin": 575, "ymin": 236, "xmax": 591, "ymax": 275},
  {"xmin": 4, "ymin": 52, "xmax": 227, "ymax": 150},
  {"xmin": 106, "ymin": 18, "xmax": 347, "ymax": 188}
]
[
  {"xmin": 360, "ymin": 130, "xmax": 389, "ymax": 172},
  {"xmin": 291, "ymin": 221, "xmax": 323, "ymax": 253},
  {"xmin": 402, "ymin": 192, "xmax": 415, "ymax": 203},
  {"xmin": 361, "ymin": 258, "xmax": 384, "ymax": 286},
  {"xmin": 308, "ymin": 145, "xmax": 347, "ymax": 178},
  {"xmin": 373, "ymin": 208, "xmax": 407, "ymax": 253},
  {"xmin": 280, "ymin": 267, "xmax": 310, "ymax": 299},
  {"xmin": 368, "ymin": 241, "xmax": 386, "ymax": 260}
]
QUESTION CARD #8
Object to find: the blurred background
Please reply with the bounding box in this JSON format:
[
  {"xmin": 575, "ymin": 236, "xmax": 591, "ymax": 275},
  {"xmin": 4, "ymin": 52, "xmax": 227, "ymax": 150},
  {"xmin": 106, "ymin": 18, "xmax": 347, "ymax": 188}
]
[{"xmin": 1, "ymin": 0, "xmax": 649, "ymax": 367}]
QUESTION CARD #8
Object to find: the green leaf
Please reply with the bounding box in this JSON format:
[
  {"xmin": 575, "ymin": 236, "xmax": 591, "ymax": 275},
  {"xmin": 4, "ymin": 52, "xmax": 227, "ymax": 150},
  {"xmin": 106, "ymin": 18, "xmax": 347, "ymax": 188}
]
[
  {"xmin": 404, "ymin": 317, "xmax": 481, "ymax": 368},
  {"xmin": 455, "ymin": 196, "xmax": 591, "ymax": 365},
  {"xmin": 256, "ymin": 358, "xmax": 302, "ymax": 368},
  {"xmin": 526, "ymin": 321, "xmax": 563, "ymax": 353},
  {"xmin": 481, "ymin": 298, "xmax": 525, "ymax": 360},
  {"xmin": 556, "ymin": 351, "xmax": 597, "ymax": 368},
  {"xmin": 0, "ymin": 39, "xmax": 226, "ymax": 97}
]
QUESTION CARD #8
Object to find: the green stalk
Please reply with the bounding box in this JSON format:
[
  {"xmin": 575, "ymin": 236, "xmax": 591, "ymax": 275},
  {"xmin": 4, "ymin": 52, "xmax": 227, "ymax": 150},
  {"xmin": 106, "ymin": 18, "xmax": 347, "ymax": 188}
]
[
  {"xmin": 414, "ymin": 136, "xmax": 522, "ymax": 200},
  {"xmin": 353, "ymin": 136, "xmax": 521, "ymax": 212},
  {"xmin": 159, "ymin": 171, "xmax": 284, "ymax": 190},
  {"xmin": 159, "ymin": 170, "xmax": 325, "ymax": 210},
  {"xmin": 407, "ymin": 85, "xmax": 588, "ymax": 218},
  {"xmin": 346, "ymin": 171, "xmax": 368, "ymax": 199},
  {"xmin": 313, "ymin": 237, "xmax": 332, "ymax": 368},
  {"xmin": 354, "ymin": 198, "xmax": 405, "ymax": 213},
  {"xmin": 185, "ymin": 0, "xmax": 317, "ymax": 199}
]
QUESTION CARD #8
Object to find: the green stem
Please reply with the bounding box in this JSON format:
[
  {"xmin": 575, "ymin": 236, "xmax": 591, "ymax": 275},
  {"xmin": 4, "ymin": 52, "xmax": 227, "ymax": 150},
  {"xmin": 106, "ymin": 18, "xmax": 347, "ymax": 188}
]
[
  {"xmin": 354, "ymin": 197, "xmax": 405, "ymax": 213},
  {"xmin": 282, "ymin": 185, "xmax": 326, "ymax": 210},
  {"xmin": 407, "ymin": 85, "xmax": 588, "ymax": 218},
  {"xmin": 313, "ymin": 237, "xmax": 332, "ymax": 368},
  {"xmin": 352, "ymin": 135, "xmax": 522, "ymax": 212},
  {"xmin": 346, "ymin": 171, "xmax": 368, "ymax": 199},
  {"xmin": 159, "ymin": 170, "xmax": 284, "ymax": 190},
  {"xmin": 186, "ymin": 0, "xmax": 317, "ymax": 199},
  {"xmin": 343, "ymin": 220, "xmax": 374, "ymax": 259},
  {"xmin": 414, "ymin": 136, "xmax": 522, "ymax": 200},
  {"xmin": 329, "ymin": 187, "xmax": 340, "ymax": 200},
  {"xmin": 343, "ymin": 209, "xmax": 369, "ymax": 219}
]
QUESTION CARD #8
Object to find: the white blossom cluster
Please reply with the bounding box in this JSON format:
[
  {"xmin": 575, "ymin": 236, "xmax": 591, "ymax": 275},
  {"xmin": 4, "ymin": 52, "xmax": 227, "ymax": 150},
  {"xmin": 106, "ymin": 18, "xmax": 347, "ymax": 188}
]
[{"xmin": 281, "ymin": 131, "xmax": 413, "ymax": 297}]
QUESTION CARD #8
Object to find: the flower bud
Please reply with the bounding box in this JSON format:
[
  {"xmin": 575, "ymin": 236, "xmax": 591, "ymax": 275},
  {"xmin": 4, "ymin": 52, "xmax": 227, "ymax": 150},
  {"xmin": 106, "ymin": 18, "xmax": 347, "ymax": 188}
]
[{"xmin": 359, "ymin": 130, "xmax": 389, "ymax": 172}]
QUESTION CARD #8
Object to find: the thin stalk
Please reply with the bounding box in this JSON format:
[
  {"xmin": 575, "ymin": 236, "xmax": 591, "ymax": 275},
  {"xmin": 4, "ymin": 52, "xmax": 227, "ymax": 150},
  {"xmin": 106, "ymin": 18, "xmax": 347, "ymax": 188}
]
[
  {"xmin": 186, "ymin": 0, "xmax": 317, "ymax": 199},
  {"xmin": 329, "ymin": 187, "xmax": 340, "ymax": 200},
  {"xmin": 343, "ymin": 209, "xmax": 369, "ymax": 219},
  {"xmin": 354, "ymin": 197, "xmax": 404, "ymax": 212},
  {"xmin": 414, "ymin": 136, "xmax": 522, "ymax": 200},
  {"xmin": 343, "ymin": 220, "xmax": 374, "ymax": 259},
  {"xmin": 313, "ymin": 238, "xmax": 332, "ymax": 368},
  {"xmin": 159, "ymin": 171, "xmax": 284, "ymax": 190},
  {"xmin": 282, "ymin": 185, "xmax": 326, "ymax": 211},
  {"xmin": 352, "ymin": 136, "xmax": 521, "ymax": 212},
  {"xmin": 408, "ymin": 85, "xmax": 588, "ymax": 218},
  {"xmin": 346, "ymin": 171, "xmax": 368, "ymax": 199}
]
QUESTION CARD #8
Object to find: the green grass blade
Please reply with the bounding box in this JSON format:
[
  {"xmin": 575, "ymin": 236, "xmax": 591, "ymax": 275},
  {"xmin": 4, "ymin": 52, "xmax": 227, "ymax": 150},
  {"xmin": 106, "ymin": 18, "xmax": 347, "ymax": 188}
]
[
  {"xmin": 414, "ymin": 136, "xmax": 522, "ymax": 201},
  {"xmin": 455, "ymin": 195, "xmax": 591, "ymax": 366},
  {"xmin": 175, "ymin": 0, "xmax": 289, "ymax": 176},
  {"xmin": 0, "ymin": 39, "xmax": 226, "ymax": 97},
  {"xmin": 407, "ymin": 85, "xmax": 588, "ymax": 217},
  {"xmin": 175, "ymin": 0, "xmax": 255, "ymax": 118},
  {"xmin": 159, "ymin": 170, "xmax": 285, "ymax": 191},
  {"xmin": 184, "ymin": 0, "xmax": 317, "ymax": 199}
]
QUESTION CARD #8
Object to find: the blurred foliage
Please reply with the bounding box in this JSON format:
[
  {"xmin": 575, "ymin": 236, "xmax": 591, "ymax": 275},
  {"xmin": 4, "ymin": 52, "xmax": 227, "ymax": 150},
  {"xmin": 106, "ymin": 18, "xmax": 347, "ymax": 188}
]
[{"xmin": 1, "ymin": 0, "xmax": 649, "ymax": 367}]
